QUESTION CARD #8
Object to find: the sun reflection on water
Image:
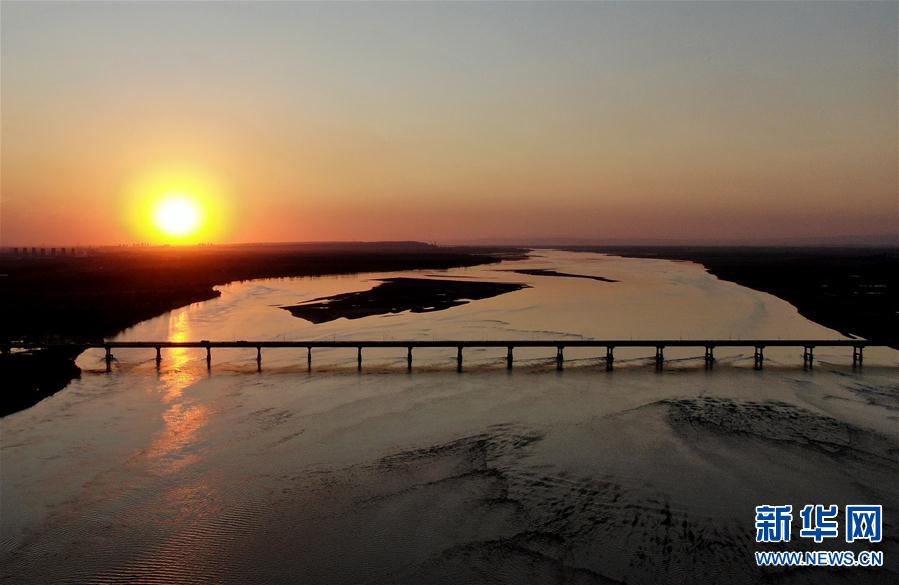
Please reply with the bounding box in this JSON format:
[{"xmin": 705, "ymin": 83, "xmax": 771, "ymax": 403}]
[{"xmin": 146, "ymin": 308, "xmax": 209, "ymax": 474}]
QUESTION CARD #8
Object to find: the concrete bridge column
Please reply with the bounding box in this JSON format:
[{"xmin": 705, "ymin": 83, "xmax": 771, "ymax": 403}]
[
  {"xmin": 407, "ymin": 346, "xmax": 413, "ymax": 372},
  {"xmin": 655, "ymin": 346, "xmax": 664, "ymax": 370},
  {"xmin": 753, "ymin": 346, "xmax": 764, "ymax": 370},
  {"xmin": 704, "ymin": 346, "xmax": 715, "ymax": 369},
  {"xmin": 852, "ymin": 346, "xmax": 864, "ymax": 368},
  {"xmin": 605, "ymin": 346, "xmax": 614, "ymax": 371},
  {"xmin": 456, "ymin": 346, "xmax": 463, "ymax": 372},
  {"xmin": 507, "ymin": 346, "xmax": 513, "ymax": 370},
  {"xmin": 556, "ymin": 346, "xmax": 564, "ymax": 371}
]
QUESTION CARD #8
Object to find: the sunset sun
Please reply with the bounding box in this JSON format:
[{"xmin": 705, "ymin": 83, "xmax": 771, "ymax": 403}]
[
  {"xmin": 126, "ymin": 170, "xmax": 230, "ymax": 244},
  {"xmin": 153, "ymin": 195, "xmax": 203, "ymax": 239}
]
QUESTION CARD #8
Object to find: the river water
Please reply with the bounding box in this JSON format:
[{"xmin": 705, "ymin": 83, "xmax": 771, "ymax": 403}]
[{"xmin": 2, "ymin": 251, "xmax": 897, "ymax": 584}]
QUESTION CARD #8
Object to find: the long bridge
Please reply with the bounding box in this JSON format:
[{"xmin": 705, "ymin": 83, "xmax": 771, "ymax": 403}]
[{"xmin": 3, "ymin": 339, "xmax": 889, "ymax": 372}]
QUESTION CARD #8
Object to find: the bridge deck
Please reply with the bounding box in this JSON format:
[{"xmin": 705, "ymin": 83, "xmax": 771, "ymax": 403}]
[
  {"xmin": 3, "ymin": 338, "xmax": 891, "ymax": 372},
  {"xmin": 3, "ymin": 339, "xmax": 879, "ymax": 349}
]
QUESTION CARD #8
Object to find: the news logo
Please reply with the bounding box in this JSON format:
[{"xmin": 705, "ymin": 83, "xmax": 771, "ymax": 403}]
[{"xmin": 754, "ymin": 504, "xmax": 884, "ymax": 568}]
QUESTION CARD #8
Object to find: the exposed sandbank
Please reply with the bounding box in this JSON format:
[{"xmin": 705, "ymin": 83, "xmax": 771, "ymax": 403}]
[
  {"xmin": 283, "ymin": 277, "xmax": 528, "ymax": 323},
  {"xmin": 506, "ymin": 268, "xmax": 618, "ymax": 282}
]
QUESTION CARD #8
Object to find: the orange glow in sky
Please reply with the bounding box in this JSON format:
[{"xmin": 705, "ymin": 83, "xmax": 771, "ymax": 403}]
[{"xmin": 1, "ymin": 2, "xmax": 896, "ymax": 245}]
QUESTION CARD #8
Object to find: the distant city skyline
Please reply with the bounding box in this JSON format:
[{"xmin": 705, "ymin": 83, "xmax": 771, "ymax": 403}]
[{"xmin": 2, "ymin": 1, "xmax": 896, "ymax": 246}]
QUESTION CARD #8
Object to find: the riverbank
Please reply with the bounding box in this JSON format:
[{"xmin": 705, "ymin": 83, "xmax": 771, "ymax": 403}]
[
  {"xmin": 0, "ymin": 242, "xmax": 523, "ymax": 415},
  {"xmin": 564, "ymin": 246, "xmax": 898, "ymax": 347},
  {"xmin": 0, "ymin": 346, "xmax": 84, "ymax": 416},
  {"xmin": 0, "ymin": 242, "xmax": 523, "ymax": 341}
]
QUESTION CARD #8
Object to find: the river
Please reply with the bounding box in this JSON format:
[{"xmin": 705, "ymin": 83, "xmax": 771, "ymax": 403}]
[{"xmin": 2, "ymin": 251, "xmax": 897, "ymax": 583}]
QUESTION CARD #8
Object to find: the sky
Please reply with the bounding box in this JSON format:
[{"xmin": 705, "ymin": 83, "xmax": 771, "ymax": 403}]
[{"xmin": 1, "ymin": 1, "xmax": 896, "ymax": 246}]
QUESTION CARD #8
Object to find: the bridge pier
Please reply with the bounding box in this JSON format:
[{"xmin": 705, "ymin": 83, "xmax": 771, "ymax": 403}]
[
  {"xmin": 803, "ymin": 346, "xmax": 814, "ymax": 369},
  {"xmin": 605, "ymin": 346, "xmax": 614, "ymax": 371},
  {"xmin": 655, "ymin": 346, "xmax": 664, "ymax": 370},
  {"xmin": 852, "ymin": 346, "xmax": 864, "ymax": 369},
  {"xmin": 456, "ymin": 346, "xmax": 463, "ymax": 372},
  {"xmin": 507, "ymin": 346, "xmax": 513, "ymax": 370},
  {"xmin": 155, "ymin": 346, "xmax": 161, "ymax": 367},
  {"xmin": 205, "ymin": 344, "xmax": 211, "ymax": 369},
  {"xmin": 407, "ymin": 346, "xmax": 413, "ymax": 371},
  {"xmin": 105, "ymin": 345, "xmax": 113, "ymax": 372},
  {"xmin": 753, "ymin": 346, "xmax": 764, "ymax": 370},
  {"xmin": 556, "ymin": 346, "xmax": 564, "ymax": 371},
  {"xmin": 704, "ymin": 346, "xmax": 715, "ymax": 368},
  {"xmin": 256, "ymin": 346, "xmax": 262, "ymax": 371},
  {"xmin": 357, "ymin": 346, "xmax": 362, "ymax": 371},
  {"xmin": 307, "ymin": 346, "xmax": 312, "ymax": 370}
]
